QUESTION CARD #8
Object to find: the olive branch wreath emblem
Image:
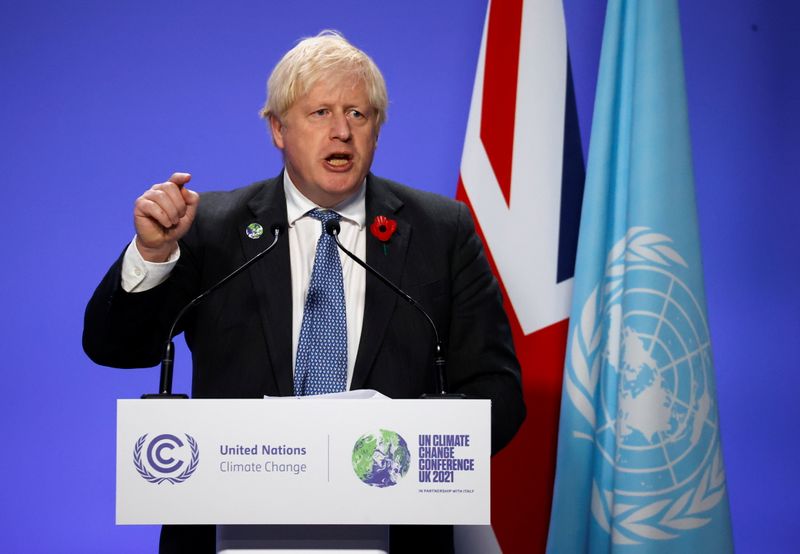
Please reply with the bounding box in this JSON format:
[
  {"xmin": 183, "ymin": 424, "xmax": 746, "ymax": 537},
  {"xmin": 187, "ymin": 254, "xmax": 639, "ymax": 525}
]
[
  {"xmin": 133, "ymin": 434, "xmax": 199, "ymax": 485},
  {"xmin": 565, "ymin": 227, "xmax": 726, "ymax": 544}
]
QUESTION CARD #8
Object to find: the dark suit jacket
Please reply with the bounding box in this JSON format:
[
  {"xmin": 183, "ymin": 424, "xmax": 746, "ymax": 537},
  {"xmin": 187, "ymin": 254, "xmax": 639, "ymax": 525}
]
[{"xmin": 84, "ymin": 173, "xmax": 525, "ymax": 551}]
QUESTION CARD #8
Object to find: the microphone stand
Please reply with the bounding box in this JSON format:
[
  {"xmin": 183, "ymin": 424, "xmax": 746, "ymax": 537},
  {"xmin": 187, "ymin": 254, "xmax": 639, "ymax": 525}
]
[
  {"xmin": 325, "ymin": 221, "xmax": 463, "ymax": 399},
  {"xmin": 142, "ymin": 225, "xmax": 283, "ymax": 398}
]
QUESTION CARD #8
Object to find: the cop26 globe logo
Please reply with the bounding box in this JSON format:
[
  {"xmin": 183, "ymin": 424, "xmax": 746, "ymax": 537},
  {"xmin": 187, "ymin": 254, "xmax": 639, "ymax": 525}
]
[
  {"xmin": 352, "ymin": 430, "xmax": 410, "ymax": 488},
  {"xmin": 565, "ymin": 228, "xmax": 726, "ymax": 544},
  {"xmin": 133, "ymin": 433, "xmax": 199, "ymax": 484}
]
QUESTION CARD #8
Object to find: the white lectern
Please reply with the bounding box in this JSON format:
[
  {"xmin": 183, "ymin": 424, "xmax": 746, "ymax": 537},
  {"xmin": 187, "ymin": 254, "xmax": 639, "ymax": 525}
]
[{"xmin": 117, "ymin": 398, "xmax": 490, "ymax": 552}]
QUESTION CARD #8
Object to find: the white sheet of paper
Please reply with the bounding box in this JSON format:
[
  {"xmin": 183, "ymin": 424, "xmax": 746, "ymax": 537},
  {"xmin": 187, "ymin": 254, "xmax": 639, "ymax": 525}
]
[{"xmin": 263, "ymin": 389, "xmax": 390, "ymax": 400}]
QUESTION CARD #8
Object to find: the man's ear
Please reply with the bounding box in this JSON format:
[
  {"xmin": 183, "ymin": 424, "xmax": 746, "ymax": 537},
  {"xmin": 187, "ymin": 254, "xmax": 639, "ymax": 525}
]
[{"xmin": 268, "ymin": 114, "xmax": 285, "ymax": 149}]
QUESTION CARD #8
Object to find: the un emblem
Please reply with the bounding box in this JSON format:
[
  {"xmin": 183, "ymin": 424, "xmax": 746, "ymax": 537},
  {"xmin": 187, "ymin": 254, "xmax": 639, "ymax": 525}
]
[
  {"xmin": 566, "ymin": 227, "xmax": 726, "ymax": 544},
  {"xmin": 133, "ymin": 433, "xmax": 199, "ymax": 484}
]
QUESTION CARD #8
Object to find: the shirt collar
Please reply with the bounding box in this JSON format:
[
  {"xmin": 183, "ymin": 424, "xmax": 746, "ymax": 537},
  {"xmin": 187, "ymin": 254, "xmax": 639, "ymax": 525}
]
[{"xmin": 283, "ymin": 171, "xmax": 366, "ymax": 229}]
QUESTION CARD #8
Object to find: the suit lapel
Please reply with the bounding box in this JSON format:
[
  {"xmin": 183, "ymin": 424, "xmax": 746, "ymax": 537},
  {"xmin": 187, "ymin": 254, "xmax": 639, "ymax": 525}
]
[
  {"xmin": 351, "ymin": 175, "xmax": 409, "ymax": 389},
  {"xmin": 239, "ymin": 176, "xmax": 294, "ymax": 396}
]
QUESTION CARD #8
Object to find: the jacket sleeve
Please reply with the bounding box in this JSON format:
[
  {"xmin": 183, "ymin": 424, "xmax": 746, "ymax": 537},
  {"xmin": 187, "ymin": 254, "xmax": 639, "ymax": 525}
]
[
  {"xmin": 446, "ymin": 202, "xmax": 527, "ymax": 455},
  {"xmin": 82, "ymin": 240, "xmax": 202, "ymax": 369}
]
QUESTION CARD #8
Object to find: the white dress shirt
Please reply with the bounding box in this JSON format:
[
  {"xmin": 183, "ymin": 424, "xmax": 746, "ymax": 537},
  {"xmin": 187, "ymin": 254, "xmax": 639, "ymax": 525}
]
[{"xmin": 120, "ymin": 173, "xmax": 367, "ymax": 390}]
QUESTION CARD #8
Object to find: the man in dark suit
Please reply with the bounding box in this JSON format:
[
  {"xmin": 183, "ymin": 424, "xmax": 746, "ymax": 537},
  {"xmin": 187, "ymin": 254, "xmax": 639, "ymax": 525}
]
[{"xmin": 84, "ymin": 31, "xmax": 524, "ymax": 553}]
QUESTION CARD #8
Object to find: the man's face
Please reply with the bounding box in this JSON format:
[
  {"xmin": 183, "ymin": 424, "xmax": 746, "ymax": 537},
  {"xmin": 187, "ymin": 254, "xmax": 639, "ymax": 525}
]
[{"xmin": 270, "ymin": 76, "xmax": 379, "ymax": 207}]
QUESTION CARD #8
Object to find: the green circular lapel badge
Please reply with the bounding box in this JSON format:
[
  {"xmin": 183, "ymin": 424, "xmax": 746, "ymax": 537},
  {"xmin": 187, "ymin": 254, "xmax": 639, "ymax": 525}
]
[{"xmin": 245, "ymin": 222, "xmax": 264, "ymax": 239}]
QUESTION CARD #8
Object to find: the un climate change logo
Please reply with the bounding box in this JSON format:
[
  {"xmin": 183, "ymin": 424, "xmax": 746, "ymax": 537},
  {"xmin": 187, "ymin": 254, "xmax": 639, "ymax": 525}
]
[
  {"xmin": 133, "ymin": 433, "xmax": 199, "ymax": 484},
  {"xmin": 352, "ymin": 430, "xmax": 410, "ymax": 488},
  {"xmin": 566, "ymin": 228, "xmax": 726, "ymax": 544}
]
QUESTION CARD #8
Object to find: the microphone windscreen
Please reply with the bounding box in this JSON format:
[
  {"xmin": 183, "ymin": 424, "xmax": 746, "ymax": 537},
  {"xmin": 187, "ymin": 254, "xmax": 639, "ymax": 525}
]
[{"xmin": 325, "ymin": 219, "xmax": 341, "ymax": 236}]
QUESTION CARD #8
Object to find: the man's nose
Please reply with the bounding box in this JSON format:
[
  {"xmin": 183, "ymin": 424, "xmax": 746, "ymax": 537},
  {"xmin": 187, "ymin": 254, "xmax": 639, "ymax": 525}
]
[{"xmin": 329, "ymin": 112, "xmax": 351, "ymax": 141}]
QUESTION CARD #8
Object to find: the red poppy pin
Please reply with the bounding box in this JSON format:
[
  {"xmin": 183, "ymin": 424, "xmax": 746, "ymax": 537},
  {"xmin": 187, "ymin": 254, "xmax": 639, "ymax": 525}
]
[{"xmin": 369, "ymin": 215, "xmax": 397, "ymax": 255}]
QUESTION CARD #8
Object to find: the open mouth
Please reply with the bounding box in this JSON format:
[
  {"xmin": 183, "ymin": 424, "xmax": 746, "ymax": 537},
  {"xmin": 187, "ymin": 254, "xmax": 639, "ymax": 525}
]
[{"xmin": 325, "ymin": 153, "xmax": 352, "ymax": 168}]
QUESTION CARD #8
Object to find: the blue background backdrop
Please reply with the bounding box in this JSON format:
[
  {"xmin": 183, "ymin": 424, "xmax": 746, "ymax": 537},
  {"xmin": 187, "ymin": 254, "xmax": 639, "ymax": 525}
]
[{"xmin": 0, "ymin": 1, "xmax": 796, "ymax": 551}]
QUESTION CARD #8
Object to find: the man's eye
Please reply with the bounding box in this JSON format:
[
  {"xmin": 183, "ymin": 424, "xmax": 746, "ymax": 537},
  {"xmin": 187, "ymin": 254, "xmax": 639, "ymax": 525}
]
[
  {"xmin": 349, "ymin": 109, "xmax": 365, "ymax": 119},
  {"xmin": 312, "ymin": 109, "xmax": 328, "ymax": 117}
]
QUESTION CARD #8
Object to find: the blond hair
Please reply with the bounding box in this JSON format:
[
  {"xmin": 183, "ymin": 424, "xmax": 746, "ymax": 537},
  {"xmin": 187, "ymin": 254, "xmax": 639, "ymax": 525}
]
[{"xmin": 259, "ymin": 30, "xmax": 388, "ymax": 129}]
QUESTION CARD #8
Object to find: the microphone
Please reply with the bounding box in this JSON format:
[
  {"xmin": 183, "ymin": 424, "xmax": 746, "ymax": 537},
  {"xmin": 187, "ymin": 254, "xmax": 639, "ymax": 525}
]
[
  {"xmin": 325, "ymin": 219, "xmax": 460, "ymax": 397},
  {"xmin": 142, "ymin": 223, "xmax": 284, "ymax": 399}
]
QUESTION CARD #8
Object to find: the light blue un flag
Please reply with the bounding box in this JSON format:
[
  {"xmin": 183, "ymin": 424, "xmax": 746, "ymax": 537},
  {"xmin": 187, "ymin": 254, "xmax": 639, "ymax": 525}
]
[{"xmin": 547, "ymin": 1, "xmax": 734, "ymax": 552}]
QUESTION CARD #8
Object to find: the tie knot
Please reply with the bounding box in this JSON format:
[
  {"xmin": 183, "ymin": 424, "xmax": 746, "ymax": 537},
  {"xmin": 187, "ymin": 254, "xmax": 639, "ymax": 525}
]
[{"xmin": 308, "ymin": 209, "xmax": 341, "ymax": 233}]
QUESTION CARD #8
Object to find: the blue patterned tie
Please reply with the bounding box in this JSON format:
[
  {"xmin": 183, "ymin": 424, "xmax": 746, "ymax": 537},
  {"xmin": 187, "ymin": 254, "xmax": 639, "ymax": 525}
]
[{"xmin": 294, "ymin": 209, "xmax": 347, "ymax": 395}]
